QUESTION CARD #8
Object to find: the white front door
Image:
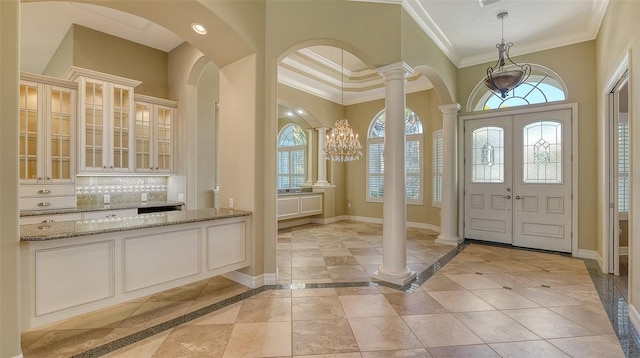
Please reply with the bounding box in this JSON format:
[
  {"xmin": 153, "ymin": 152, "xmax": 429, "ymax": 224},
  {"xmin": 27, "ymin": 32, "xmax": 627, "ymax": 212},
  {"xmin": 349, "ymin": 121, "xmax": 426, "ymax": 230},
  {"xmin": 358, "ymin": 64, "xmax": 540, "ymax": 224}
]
[{"xmin": 464, "ymin": 108, "xmax": 573, "ymax": 252}]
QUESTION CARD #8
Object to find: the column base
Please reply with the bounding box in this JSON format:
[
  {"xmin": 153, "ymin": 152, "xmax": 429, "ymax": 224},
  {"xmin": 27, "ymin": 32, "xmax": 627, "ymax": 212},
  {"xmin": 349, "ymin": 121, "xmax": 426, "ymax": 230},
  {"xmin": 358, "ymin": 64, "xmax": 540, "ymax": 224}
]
[
  {"xmin": 435, "ymin": 234, "xmax": 461, "ymax": 246},
  {"xmin": 313, "ymin": 180, "xmax": 330, "ymax": 187},
  {"xmin": 371, "ymin": 266, "xmax": 416, "ymax": 286}
]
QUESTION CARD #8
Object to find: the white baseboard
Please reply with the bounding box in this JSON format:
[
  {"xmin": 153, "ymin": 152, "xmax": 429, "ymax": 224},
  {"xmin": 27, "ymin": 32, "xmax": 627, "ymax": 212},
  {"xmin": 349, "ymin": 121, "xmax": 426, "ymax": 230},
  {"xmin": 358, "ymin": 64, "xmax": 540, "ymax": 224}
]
[
  {"xmin": 344, "ymin": 215, "xmax": 383, "ymax": 224},
  {"xmin": 577, "ymin": 249, "xmax": 599, "ymax": 261},
  {"xmin": 620, "ymin": 246, "xmax": 629, "ymax": 255},
  {"xmin": 311, "ymin": 215, "xmax": 350, "ymax": 225},
  {"xmin": 407, "ymin": 221, "xmax": 440, "ymax": 232},
  {"xmin": 222, "ymin": 271, "xmax": 276, "ymax": 288},
  {"xmin": 278, "ymin": 218, "xmax": 312, "ymax": 229},
  {"xmin": 629, "ymin": 304, "xmax": 640, "ymax": 335}
]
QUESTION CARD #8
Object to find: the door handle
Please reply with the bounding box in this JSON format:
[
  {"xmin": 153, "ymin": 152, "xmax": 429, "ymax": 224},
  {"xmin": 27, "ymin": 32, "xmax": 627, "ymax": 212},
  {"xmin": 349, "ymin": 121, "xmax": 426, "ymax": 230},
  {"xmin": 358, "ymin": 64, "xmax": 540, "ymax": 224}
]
[
  {"xmin": 515, "ymin": 195, "xmax": 522, "ymax": 200},
  {"xmin": 503, "ymin": 195, "xmax": 511, "ymax": 199}
]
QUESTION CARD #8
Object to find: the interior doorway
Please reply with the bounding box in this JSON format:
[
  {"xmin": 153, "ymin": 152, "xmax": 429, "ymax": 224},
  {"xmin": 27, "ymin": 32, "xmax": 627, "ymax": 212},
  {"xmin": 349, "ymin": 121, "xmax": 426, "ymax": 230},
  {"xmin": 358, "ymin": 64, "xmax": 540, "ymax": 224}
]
[
  {"xmin": 463, "ymin": 107, "xmax": 574, "ymax": 253},
  {"xmin": 607, "ymin": 68, "xmax": 629, "ymax": 299}
]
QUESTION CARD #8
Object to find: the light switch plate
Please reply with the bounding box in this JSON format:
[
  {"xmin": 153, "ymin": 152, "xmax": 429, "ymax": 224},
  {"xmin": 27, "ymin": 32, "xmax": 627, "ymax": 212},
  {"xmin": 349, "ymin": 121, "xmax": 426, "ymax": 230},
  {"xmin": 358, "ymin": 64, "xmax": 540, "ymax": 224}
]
[
  {"xmin": 141, "ymin": 193, "xmax": 148, "ymax": 202},
  {"xmin": 103, "ymin": 194, "xmax": 110, "ymax": 204}
]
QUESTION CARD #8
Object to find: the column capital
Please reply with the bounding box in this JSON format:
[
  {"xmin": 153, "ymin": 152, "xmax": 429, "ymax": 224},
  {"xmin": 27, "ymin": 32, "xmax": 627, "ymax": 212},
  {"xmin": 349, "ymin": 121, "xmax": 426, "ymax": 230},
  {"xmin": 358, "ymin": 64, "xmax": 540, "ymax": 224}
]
[
  {"xmin": 316, "ymin": 127, "xmax": 329, "ymax": 132},
  {"xmin": 377, "ymin": 62, "xmax": 414, "ymax": 80},
  {"xmin": 438, "ymin": 103, "xmax": 462, "ymax": 115}
]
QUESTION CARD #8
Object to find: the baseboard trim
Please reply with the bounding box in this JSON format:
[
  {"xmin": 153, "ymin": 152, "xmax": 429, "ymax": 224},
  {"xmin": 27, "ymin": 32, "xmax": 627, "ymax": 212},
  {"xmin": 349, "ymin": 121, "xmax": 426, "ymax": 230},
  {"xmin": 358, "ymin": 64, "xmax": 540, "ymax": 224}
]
[
  {"xmin": 630, "ymin": 304, "xmax": 640, "ymax": 335},
  {"xmin": 222, "ymin": 271, "xmax": 276, "ymax": 288},
  {"xmin": 311, "ymin": 215, "xmax": 350, "ymax": 225},
  {"xmin": 278, "ymin": 218, "xmax": 312, "ymax": 229},
  {"xmin": 577, "ymin": 249, "xmax": 599, "ymax": 260}
]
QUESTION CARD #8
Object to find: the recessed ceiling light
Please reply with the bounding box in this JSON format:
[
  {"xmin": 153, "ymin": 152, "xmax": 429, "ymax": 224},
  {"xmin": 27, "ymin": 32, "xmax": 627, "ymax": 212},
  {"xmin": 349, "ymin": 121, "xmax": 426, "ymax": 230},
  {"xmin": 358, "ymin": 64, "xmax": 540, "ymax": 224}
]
[
  {"xmin": 285, "ymin": 111, "xmax": 294, "ymax": 117},
  {"xmin": 191, "ymin": 23, "xmax": 207, "ymax": 35},
  {"xmin": 296, "ymin": 109, "xmax": 305, "ymax": 115}
]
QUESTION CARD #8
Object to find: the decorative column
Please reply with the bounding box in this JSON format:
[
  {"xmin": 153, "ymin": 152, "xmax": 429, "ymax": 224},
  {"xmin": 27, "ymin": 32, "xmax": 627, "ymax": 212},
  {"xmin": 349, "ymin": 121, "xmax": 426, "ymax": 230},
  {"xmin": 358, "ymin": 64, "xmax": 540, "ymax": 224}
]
[
  {"xmin": 371, "ymin": 62, "xmax": 416, "ymax": 286},
  {"xmin": 315, "ymin": 127, "xmax": 330, "ymax": 186},
  {"xmin": 436, "ymin": 103, "xmax": 462, "ymax": 246},
  {"xmin": 303, "ymin": 128, "xmax": 314, "ymax": 187}
]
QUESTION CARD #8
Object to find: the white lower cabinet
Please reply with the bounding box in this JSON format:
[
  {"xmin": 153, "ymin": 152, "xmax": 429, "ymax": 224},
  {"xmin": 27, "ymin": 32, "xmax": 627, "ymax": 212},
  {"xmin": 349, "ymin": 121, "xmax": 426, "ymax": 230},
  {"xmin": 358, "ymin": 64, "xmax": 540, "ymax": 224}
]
[
  {"xmin": 21, "ymin": 216, "xmax": 250, "ymax": 329},
  {"xmin": 277, "ymin": 194, "xmax": 323, "ymax": 220},
  {"xmin": 20, "ymin": 213, "xmax": 81, "ymax": 225}
]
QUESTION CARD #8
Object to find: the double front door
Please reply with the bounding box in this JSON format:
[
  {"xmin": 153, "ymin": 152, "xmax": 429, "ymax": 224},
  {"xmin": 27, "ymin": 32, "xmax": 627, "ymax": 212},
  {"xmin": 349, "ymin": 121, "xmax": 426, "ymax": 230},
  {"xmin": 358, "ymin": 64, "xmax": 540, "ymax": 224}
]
[{"xmin": 464, "ymin": 108, "xmax": 573, "ymax": 253}]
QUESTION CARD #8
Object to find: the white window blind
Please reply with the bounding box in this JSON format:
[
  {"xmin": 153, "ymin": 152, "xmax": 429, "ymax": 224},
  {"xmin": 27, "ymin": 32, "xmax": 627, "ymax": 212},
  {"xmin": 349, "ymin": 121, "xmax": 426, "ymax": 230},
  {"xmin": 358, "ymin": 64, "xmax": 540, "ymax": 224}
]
[{"xmin": 277, "ymin": 124, "xmax": 306, "ymax": 189}]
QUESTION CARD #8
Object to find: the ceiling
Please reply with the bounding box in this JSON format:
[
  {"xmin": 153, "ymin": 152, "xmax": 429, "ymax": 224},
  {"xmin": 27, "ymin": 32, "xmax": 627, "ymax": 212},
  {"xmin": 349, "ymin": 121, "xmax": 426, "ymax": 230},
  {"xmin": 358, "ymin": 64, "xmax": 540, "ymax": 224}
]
[{"xmin": 21, "ymin": 0, "xmax": 609, "ymax": 110}]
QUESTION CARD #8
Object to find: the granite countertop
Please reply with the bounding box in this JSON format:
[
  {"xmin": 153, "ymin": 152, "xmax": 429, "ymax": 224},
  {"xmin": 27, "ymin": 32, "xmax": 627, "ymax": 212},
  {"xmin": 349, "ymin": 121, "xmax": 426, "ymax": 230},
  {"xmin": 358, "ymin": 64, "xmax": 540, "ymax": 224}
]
[
  {"xmin": 21, "ymin": 208, "xmax": 250, "ymax": 241},
  {"xmin": 20, "ymin": 200, "xmax": 185, "ymax": 217},
  {"xmin": 277, "ymin": 191, "xmax": 323, "ymax": 197}
]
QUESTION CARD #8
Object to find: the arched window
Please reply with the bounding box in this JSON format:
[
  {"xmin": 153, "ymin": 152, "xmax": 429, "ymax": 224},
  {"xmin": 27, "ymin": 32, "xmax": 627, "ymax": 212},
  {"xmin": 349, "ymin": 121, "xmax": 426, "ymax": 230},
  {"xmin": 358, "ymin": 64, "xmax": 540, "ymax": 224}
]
[
  {"xmin": 277, "ymin": 124, "xmax": 306, "ymax": 189},
  {"xmin": 367, "ymin": 108, "xmax": 423, "ymax": 204},
  {"xmin": 467, "ymin": 64, "xmax": 568, "ymax": 112}
]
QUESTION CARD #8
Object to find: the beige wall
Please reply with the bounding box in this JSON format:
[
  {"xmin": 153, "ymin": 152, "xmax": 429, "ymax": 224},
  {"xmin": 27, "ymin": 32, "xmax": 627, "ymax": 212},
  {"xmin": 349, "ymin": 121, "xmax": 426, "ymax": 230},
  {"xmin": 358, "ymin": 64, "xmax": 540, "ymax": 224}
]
[
  {"xmin": 343, "ymin": 89, "xmax": 442, "ymax": 226},
  {"xmin": 457, "ymin": 41, "xmax": 598, "ymax": 251},
  {"xmin": 1, "ymin": 1, "xmax": 21, "ymax": 356},
  {"xmin": 596, "ymin": 0, "xmax": 640, "ymax": 314},
  {"xmin": 44, "ymin": 24, "xmax": 169, "ymax": 98}
]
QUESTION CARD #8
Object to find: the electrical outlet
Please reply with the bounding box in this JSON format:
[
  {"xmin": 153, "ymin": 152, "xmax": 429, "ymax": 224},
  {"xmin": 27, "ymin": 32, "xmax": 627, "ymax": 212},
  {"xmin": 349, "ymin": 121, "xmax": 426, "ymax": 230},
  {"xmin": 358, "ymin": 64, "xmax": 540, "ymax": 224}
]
[
  {"xmin": 348, "ymin": 202, "xmax": 351, "ymax": 208},
  {"xmin": 178, "ymin": 193, "xmax": 184, "ymax": 202},
  {"xmin": 103, "ymin": 194, "xmax": 110, "ymax": 204},
  {"xmin": 229, "ymin": 198, "xmax": 234, "ymax": 208},
  {"xmin": 141, "ymin": 193, "xmax": 148, "ymax": 202}
]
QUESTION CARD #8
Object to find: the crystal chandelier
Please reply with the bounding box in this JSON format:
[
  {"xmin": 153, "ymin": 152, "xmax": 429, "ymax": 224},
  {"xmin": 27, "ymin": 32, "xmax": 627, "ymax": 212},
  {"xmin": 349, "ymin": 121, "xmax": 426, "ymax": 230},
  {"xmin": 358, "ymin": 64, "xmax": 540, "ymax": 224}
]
[
  {"xmin": 323, "ymin": 50, "xmax": 363, "ymax": 162},
  {"xmin": 484, "ymin": 12, "xmax": 531, "ymax": 98}
]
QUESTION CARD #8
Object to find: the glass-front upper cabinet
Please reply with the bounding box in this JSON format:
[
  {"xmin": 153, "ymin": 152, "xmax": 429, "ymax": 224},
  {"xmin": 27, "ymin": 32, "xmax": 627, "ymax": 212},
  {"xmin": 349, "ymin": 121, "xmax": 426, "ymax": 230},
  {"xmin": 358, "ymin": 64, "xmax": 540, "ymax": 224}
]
[
  {"xmin": 134, "ymin": 95, "xmax": 176, "ymax": 173},
  {"xmin": 66, "ymin": 67, "xmax": 140, "ymax": 173},
  {"xmin": 19, "ymin": 75, "xmax": 76, "ymax": 184}
]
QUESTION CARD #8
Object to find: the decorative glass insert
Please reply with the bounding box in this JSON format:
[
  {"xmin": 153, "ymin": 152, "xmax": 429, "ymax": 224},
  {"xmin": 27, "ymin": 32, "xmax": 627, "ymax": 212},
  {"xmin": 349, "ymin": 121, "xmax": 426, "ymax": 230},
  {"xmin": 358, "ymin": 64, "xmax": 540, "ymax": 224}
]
[
  {"xmin": 618, "ymin": 114, "xmax": 629, "ymax": 213},
  {"xmin": 367, "ymin": 108, "xmax": 423, "ymax": 203},
  {"xmin": 523, "ymin": 121, "xmax": 562, "ymax": 183},
  {"xmin": 277, "ymin": 124, "xmax": 306, "ymax": 189},
  {"xmin": 468, "ymin": 64, "xmax": 567, "ymax": 112},
  {"xmin": 472, "ymin": 126, "xmax": 504, "ymax": 183}
]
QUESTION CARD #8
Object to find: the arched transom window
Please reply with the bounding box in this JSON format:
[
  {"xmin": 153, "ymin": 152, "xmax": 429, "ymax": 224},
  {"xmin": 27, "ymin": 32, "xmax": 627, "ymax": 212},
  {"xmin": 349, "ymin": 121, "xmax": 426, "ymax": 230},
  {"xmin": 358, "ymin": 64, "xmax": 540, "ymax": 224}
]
[
  {"xmin": 468, "ymin": 64, "xmax": 568, "ymax": 112},
  {"xmin": 277, "ymin": 124, "xmax": 306, "ymax": 189},
  {"xmin": 367, "ymin": 108, "xmax": 424, "ymax": 204}
]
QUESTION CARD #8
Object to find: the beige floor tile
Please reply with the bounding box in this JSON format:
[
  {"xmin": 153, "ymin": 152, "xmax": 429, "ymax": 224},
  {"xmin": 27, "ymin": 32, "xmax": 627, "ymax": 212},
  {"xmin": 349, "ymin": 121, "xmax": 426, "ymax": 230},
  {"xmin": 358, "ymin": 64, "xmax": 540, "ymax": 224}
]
[
  {"xmin": 292, "ymin": 288, "xmax": 337, "ymax": 297},
  {"xmin": 292, "ymin": 265, "xmax": 331, "ymax": 280},
  {"xmin": 22, "ymin": 328, "xmax": 114, "ymax": 358},
  {"xmin": 420, "ymin": 274, "xmax": 466, "ymax": 292},
  {"xmin": 384, "ymin": 292, "xmax": 448, "ymax": 316},
  {"xmin": 336, "ymin": 286, "xmax": 381, "ymax": 296},
  {"xmin": 297, "ymin": 354, "xmax": 363, "ymax": 358},
  {"xmin": 293, "ymin": 296, "xmax": 346, "ymax": 321},
  {"xmin": 445, "ymin": 273, "xmax": 504, "ymax": 289},
  {"xmin": 459, "ymin": 261, "xmax": 506, "ymax": 273},
  {"xmin": 480, "ymin": 272, "xmax": 542, "ymax": 288},
  {"xmin": 426, "ymin": 344, "xmax": 500, "ymax": 358},
  {"xmin": 196, "ymin": 280, "xmax": 250, "ymax": 302},
  {"xmin": 427, "ymin": 290, "xmax": 496, "ymax": 312},
  {"xmin": 402, "ymin": 313, "xmax": 483, "ymax": 348},
  {"xmin": 349, "ymin": 247, "xmax": 382, "ymax": 256},
  {"xmin": 489, "ymin": 259, "xmax": 542, "ymax": 272},
  {"xmin": 489, "ymin": 340, "xmax": 570, "ymax": 358},
  {"xmin": 470, "ymin": 288, "xmax": 540, "ymax": 309},
  {"xmin": 502, "ymin": 307, "xmax": 595, "ymax": 339},
  {"xmin": 223, "ymin": 321, "xmax": 291, "ymax": 358},
  {"xmin": 293, "ymin": 319, "xmax": 359, "ymax": 355},
  {"xmin": 20, "ymin": 330, "xmax": 50, "ymax": 350},
  {"xmin": 453, "ymin": 310, "xmax": 540, "ymax": 343},
  {"xmin": 321, "ymin": 248, "xmax": 354, "ymax": 256},
  {"xmin": 512, "ymin": 287, "xmax": 583, "ymax": 307},
  {"xmin": 361, "ymin": 348, "xmax": 431, "ymax": 357},
  {"xmin": 186, "ymin": 303, "xmax": 241, "ymax": 325},
  {"xmin": 339, "ymin": 294, "xmax": 398, "ymax": 318},
  {"xmin": 250, "ymin": 289, "xmax": 292, "ymax": 299},
  {"xmin": 354, "ymin": 255, "xmax": 384, "ymax": 265},
  {"xmin": 102, "ymin": 329, "xmax": 172, "ymax": 358},
  {"xmin": 292, "ymin": 256, "xmax": 328, "ymax": 267},
  {"xmin": 549, "ymin": 305, "xmax": 615, "ymax": 335},
  {"xmin": 348, "ymin": 316, "xmax": 422, "ymax": 351},
  {"xmin": 117, "ymin": 301, "xmax": 192, "ymax": 328},
  {"xmin": 548, "ymin": 335, "xmax": 625, "ymax": 357},
  {"xmin": 153, "ymin": 324, "xmax": 233, "ymax": 357},
  {"xmin": 55, "ymin": 302, "xmax": 142, "ymax": 330},
  {"xmin": 328, "ymin": 265, "xmax": 370, "ymax": 280},
  {"xmin": 324, "ymin": 256, "xmax": 361, "ymax": 266},
  {"xmin": 235, "ymin": 297, "xmax": 291, "ymax": 322},
  {"xmin": 145, "ymin": 278, "xmax": 209, "ymax": 302}
]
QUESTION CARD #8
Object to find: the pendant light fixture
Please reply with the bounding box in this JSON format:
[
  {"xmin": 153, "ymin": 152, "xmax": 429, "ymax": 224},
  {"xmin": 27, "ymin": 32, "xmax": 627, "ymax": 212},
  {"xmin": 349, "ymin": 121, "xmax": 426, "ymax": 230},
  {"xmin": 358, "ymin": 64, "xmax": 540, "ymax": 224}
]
[
  {"xmin": 484, "ymin": 12, "xmax": 531, "ymax": 98},
  {"xmin": 323, "ymin": 50, "xmax": 363, "ymax": 162}
]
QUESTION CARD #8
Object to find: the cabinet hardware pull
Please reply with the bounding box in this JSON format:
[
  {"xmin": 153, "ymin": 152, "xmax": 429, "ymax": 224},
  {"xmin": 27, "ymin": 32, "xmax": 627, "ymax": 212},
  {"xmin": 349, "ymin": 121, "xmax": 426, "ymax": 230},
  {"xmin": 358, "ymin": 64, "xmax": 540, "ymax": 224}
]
[
  {"xmin": 37, "ymin": 177, "xmax": 42, "ymax": 181},
  {"xmin": 37, "ymin": 189, "xmax": 51, "ymax": 195},
  {"xmin": 37, "ymin": 202, "xmax": 51, "ymax": 207},
  {"xmin": 503, "ymin": 195, "xmax": 511, "ymax": 199},
  {"xmin": 41, "ymin": 219, "xmax": 54, "ymax": 223},
  {"xmin": 515, "ymin": 196, "xmax": 522, "ymax": 200},
  {"xmin": 110, "ymin": 166, "xmax": 114, "ymax": 169},
  {"xmin": 106, "ymin": 214, "xmax": 117, "ymax": 218}
]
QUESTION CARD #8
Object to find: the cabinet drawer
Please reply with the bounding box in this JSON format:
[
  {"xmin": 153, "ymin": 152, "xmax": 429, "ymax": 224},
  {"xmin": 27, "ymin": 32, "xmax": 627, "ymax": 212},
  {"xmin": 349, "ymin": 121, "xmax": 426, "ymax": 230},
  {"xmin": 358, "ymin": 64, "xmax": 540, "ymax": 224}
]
[
  {"xmin": 81, "ymin": 209, "xmax": 138, "ymax": 220},
  {"xmin": 20, "ymin": 185, "xmax": 76, "ymax": 198},
  {"xmin": 20, "ymin": 196, "xmax": 77, "ymax": 211},
  {"xmin": 20, "ymin": 213, "xmax": 81, "ymax": 225}
]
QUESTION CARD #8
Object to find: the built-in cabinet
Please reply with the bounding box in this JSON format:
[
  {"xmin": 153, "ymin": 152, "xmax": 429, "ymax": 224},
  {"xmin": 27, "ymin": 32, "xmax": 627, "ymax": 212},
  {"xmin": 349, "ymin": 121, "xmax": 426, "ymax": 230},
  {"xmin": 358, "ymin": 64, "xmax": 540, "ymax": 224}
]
[
  {"xmin": 134, "ymin": 95, "xmax": 176, "ymax": 173},
  {"xmin": 19, "ymin": 74, "xmax": 77, "ymax": 184},
  {"xmin": 277, "ymin": 193, "xmax": 323, "ymax": 220},
  {"xmin": 66, "ymin": 67, "xmax": 141, "ymax": 174}
]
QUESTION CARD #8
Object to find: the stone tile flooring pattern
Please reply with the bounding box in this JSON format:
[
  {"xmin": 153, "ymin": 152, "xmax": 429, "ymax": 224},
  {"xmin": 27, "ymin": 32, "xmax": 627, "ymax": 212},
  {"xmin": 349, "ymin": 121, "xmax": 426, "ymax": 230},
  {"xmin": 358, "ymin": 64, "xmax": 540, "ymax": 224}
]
[
  {"xmin": 20, "ymin": 239, "xmax": 628, "ymax": 357},
  {"xmin": 277, "ymin": 221, "xmax": 454, "ymax": 284}
]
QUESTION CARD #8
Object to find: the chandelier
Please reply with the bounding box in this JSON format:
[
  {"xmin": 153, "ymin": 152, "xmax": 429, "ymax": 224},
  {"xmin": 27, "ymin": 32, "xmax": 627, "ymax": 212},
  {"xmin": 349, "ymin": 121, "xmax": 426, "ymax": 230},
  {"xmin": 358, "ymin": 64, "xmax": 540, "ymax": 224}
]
[
  {"xmin": 484, "ymin": 12, "xmax": 531, "ymax": 98},
  {"xmin": 323, "ymin": 50, "xmax": 363, "ymax": 162}
]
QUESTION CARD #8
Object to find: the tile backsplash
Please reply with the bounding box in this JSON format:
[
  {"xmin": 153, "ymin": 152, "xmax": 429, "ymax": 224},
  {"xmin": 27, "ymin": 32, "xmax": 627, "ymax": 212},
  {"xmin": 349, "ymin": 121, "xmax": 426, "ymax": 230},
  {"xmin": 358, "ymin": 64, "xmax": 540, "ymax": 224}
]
[{"xmin": 77, "ymin": 176, "xmax": 168, "ymax": 206}]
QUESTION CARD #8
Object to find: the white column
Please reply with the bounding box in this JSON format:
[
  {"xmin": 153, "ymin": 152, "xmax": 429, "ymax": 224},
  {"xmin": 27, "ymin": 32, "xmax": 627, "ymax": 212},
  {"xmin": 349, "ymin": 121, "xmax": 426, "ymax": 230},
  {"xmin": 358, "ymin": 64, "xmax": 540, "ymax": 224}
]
[
  {"xmin": 303, "ymin": 128, "xmax": 313, "ymax": 187},
  {"xmin": 371, "ymin": 62, "xmax": 416, "ymax": 286},
  {"xmin": 315, "ymin": 127, "xmax": 330, "ymax": 186},
  {"xmin": 436, "ymin": 103, "xmax": 462, "ymax": 246}
]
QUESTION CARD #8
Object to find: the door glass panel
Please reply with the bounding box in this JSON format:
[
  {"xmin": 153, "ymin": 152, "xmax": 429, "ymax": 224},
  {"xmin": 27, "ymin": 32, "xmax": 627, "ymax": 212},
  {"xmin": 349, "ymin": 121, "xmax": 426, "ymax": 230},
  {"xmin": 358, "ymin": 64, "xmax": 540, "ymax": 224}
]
[
  {"xmin": 49, "ymin": 89, "xmax": 72, "ymax": 179},
  {"xmin": 471, "ymin": 126, "xmax": 504, "ymax": 183},
  {"xmin": 85, "ymin": 82, "xmax": 103, "ymax": 168},
  {"xmin": 19, "ymin": 84, "xmax": 39, "ymax": 180},
  {"xmin": 523, "ymin": 121, "xmax": 562, "ymax": 183}
]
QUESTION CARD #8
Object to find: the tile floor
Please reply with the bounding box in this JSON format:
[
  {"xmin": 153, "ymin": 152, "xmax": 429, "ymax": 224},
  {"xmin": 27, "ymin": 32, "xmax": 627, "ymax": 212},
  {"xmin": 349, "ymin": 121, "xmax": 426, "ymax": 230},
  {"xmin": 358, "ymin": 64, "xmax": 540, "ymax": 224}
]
[{"xmin": 20, "ymin": 222, "xmax": 634, "ymax": 357}]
